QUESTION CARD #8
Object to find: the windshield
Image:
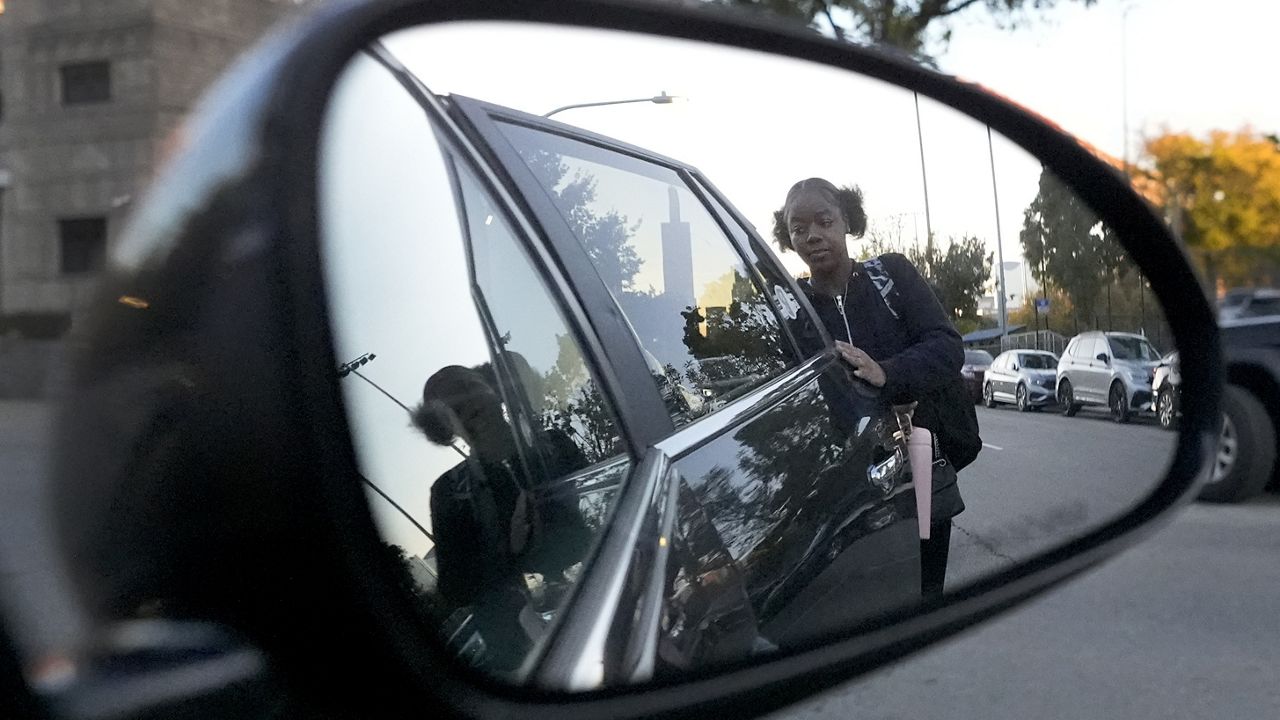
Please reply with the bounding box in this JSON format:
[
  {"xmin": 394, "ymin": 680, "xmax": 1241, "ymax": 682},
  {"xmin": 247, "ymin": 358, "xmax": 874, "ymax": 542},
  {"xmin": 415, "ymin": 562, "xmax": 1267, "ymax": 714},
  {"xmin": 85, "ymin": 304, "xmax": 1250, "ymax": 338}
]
[
  {"xmin": 1109, "ymin": 336, "xmax": 1159, "ymax": 361},
  {"xmin": 1018, "ymin": 353, "xmax": 1056, "ymax": 370},
  {"xmin": 965, "ymin": 350, "xmax": 993, "ymax": 366},
  {"xmin": 1242, "ymin": 297, "xmax": 1280, "ymax": 318}
]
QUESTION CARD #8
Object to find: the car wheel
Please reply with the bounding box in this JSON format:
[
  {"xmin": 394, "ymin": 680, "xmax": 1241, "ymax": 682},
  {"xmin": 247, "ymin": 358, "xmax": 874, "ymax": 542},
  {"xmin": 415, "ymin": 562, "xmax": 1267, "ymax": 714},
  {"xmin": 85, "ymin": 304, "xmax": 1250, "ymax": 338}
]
[
  {"xmin": 1199, "ymin": 385, "xmax": 1277, "ymax": 503},
  {"xmin": 1058, "ymin": 379, "xmax": 1079, "ymax": 417},
  {"xmin": 1109, "ymin": 382, "xmax": 1131, "ymax": 424},
  {"xmin": 1157, "ymin": 389, "xmax": 1177, "ymax": 430},
  {"xmin": 983, "ymin": 382, "xmax": 997, "ymax": 408},
  {"xmin": 1016, "ymin": 383, "xmax": 1030, "ymax": 412}
]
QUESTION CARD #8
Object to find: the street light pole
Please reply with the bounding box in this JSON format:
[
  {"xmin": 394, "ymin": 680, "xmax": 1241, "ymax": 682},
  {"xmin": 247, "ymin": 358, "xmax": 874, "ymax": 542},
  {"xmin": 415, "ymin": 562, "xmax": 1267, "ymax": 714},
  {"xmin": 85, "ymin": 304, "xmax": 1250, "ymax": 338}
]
[
  {"xmin": 988, "ymin": 126, "xmax": 1008, "ymax": 342},
  {"xmin": 913, "ymin": 92, "xmax": 935, "ymax": 245},
  {"xmin": 1121, "ymin": 3, "xmax": 1147, "ymax": 333},
  {"xmin": 1122, "ymin": 4, "xmax": 1134, "ymax": 177},
  {"xmin": 543, "ymin": 91, "xmax": 679, "ymax": 119},
  {"xmin": 338, "ymin": 353, "xmax": 468, "ymax": 460}
]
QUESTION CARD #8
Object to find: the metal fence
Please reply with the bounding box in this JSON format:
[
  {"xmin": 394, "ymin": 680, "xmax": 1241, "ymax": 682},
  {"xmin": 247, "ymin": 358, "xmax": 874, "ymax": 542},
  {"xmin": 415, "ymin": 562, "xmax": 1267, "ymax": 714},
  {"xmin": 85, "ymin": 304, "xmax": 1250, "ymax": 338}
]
[{"xmin": 967, "ymin": 331, "xmax": 1068, "ymax": 359}]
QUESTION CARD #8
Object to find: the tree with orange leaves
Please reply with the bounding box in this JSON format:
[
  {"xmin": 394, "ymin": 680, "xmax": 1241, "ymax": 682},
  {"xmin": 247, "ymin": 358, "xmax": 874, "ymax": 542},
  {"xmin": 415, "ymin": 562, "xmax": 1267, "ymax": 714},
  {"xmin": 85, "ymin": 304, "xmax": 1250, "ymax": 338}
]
[{"xmin": 1141, "ymin": 129, "xmax": 1280, "ymax": 291}]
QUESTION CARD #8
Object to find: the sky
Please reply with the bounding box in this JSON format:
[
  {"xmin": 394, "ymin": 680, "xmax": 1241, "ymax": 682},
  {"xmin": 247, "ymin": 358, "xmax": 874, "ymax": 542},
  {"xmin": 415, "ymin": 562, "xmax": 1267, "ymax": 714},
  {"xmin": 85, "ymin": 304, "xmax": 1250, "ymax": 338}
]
[
  {"xmin": 940, "ymin": 0, "xmax": 1280, "ymax": 160},
  {"xmin": 383, "ymin": 22, "xmax": 1049, "ymax": 301},
  {"xmin": 325, "ymin": 2, "xmax": 1276, "ymax": 556}
]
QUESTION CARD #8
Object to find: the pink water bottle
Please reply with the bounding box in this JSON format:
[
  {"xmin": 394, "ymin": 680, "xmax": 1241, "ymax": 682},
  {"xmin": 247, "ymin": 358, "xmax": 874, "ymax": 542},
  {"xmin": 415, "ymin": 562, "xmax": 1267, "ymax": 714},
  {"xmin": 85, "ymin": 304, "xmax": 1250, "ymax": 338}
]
[{"xmin": 907, "ymin": 427, "xmax": 933, "ymax": 540}]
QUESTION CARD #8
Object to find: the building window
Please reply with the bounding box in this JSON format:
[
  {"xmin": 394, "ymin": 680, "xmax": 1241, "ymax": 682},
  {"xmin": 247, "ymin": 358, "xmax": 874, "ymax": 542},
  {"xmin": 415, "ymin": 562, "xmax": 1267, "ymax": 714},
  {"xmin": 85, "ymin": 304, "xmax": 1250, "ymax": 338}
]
[
  {"xmin": 59, "ymin": 218, "xmax": 107, "ymax": 274},
  {"xmin": 61, "ymin": 61, "xmax": 112, "ymax": 105}
]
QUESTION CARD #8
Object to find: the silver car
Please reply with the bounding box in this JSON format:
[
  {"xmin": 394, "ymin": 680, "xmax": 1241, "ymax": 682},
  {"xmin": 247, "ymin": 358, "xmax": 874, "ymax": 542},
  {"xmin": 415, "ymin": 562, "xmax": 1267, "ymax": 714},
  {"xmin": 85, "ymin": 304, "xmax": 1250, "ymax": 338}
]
[
  {"xmin": 983, "ymin": 350, "xmax": 1060, "ymax": 411},
  {"xmin": 1057, "ymin": 331, "xmax": 1162, "ymax": 423}
]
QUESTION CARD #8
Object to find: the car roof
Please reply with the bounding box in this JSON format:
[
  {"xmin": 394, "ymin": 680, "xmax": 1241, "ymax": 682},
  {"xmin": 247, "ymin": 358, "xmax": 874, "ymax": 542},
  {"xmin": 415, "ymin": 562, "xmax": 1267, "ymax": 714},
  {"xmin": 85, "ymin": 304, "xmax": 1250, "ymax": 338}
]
[{"xmin": 1245, "ymin": 288, "xmax": 1280, "ymax": 300}]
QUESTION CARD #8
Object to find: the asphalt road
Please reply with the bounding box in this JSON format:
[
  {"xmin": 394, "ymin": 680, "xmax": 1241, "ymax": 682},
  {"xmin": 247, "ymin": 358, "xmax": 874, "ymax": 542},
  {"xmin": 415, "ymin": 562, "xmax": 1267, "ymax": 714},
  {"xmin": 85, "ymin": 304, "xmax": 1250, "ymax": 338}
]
[
  {"xmin": 945, "ymin": 403, "xmax": 1178, "ymax": 587},
  {"xmin": 771, "ymin": 494, "xmax": 1280, "ymax": 720}
]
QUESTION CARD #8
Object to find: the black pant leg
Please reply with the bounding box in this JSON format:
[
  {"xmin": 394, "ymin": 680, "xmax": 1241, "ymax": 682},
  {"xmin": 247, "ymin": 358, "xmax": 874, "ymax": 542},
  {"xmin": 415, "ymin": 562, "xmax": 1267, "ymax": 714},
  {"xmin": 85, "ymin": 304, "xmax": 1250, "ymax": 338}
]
[{"xmin": 920, "ymin": 519, "xmax": 953, "ymax": 598}]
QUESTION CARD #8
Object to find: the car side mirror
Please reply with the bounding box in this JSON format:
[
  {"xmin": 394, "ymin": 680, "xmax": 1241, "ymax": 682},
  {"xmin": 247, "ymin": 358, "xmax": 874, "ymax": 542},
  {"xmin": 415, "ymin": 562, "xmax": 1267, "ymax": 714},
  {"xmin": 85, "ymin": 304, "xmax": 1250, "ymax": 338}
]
[
  {"xmin": 1011, "ymin": 362, "xmax": 1020, "ymax": 371},
  {"xmin": 1097, "ymin": 353, "xmax": 1111, "ymax": 364},
  {"xmin": 32, "ymin": 2, "xmax": 1223, "ymax": 720}
]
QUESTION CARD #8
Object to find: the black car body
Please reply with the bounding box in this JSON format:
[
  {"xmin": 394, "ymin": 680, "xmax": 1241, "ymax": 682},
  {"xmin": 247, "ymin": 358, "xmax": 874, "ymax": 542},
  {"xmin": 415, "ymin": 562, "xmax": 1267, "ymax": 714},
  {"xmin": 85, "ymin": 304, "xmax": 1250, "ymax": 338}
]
[
  {"xmin": 961, "ymin": 349, "xmax": 993, "ymax": 403},
  {"xmin": 323, "ymin": 75, "xmax": 923, "ymax": 680},
  {"xmin": 1199, "ymin": 316, "xmax": 1280, "ymax": 502}
]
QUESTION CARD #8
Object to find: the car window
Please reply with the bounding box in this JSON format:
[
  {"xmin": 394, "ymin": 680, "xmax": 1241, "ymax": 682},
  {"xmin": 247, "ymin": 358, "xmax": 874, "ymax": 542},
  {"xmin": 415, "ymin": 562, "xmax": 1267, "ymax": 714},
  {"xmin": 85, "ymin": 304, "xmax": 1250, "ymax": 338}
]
[
  {"xmin": 964, "ymin": 350, "xmax": 993, "ymax": 366},
  {"xmin": 1242, "ymin": 296, "xmax": 1280, "ymax": 317},
  {"xmin": 1074, "ymin": 336, "xmax": 1096, "ymax": 359},
  {"xmin": 1019, "ymin": 353, "xmax": 1055, "ymax": 370},
  {"xmin": 320, "ymin": 53, "xmax": 629, "ymax": 681},
  {"xmin": 1109, "ymin": 336, "xmax": 1159, "ymax": 361},
  {"xmin": 497, "ymin": 122, "xmax": 794, "ymax": 427}
]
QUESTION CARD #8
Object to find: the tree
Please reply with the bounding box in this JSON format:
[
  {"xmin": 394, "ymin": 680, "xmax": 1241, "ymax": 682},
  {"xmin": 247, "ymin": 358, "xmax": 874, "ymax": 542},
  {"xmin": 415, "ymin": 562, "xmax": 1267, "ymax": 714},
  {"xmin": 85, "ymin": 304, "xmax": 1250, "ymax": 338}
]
[
  {"xmin": 863, "ymin": 215, "xmax": 914, "ymax": 256},
  {"xmin": 1141, "ymin": 128, "xmax": 1280, "ymax": 290},
  {"xmin": 541, "ymin": 333, "xmax": 622, "ymax": 463},
  {"xmin": 519, "ymin": 148, "xmax": 644, "ymax": 293},
  {"xmin": 719, "ymin": 0, "xmax": 1097, "ymax": 57},
  {"xmin": 906, "ymin": 234, "xmax": 992, "ymax": 324},
  {"xmin": 1020, "ymin": 168, "xmax": 1128, "ymax": 329}
]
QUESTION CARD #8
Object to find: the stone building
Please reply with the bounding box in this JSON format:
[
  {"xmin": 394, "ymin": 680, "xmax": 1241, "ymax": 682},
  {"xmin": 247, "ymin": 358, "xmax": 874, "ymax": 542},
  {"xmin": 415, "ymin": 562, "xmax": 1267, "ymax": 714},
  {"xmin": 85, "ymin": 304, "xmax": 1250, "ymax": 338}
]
[{"xmin": 0, "ymin": 0, "xmax": 301, "ymax": 336}]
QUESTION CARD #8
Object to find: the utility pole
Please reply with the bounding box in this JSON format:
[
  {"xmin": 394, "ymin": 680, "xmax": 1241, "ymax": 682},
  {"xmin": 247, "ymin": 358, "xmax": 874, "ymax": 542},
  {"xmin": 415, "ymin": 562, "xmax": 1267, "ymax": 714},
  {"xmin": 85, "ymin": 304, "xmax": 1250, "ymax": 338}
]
[
  {"xmin": 988, "ymin": 126, "xmax": 1008, "ymax": 343},
  {"xmin": 914, "ymin": 92, "xmax": 934, "ymax": 245}
]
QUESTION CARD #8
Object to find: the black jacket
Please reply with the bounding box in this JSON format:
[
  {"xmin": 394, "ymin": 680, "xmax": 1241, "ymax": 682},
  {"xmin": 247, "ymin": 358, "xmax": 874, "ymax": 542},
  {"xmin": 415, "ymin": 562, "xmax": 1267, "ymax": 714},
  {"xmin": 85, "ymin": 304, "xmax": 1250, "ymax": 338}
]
[{"xmin": 796, "ymin": 253, "xmax": 964, "ymax": 434}]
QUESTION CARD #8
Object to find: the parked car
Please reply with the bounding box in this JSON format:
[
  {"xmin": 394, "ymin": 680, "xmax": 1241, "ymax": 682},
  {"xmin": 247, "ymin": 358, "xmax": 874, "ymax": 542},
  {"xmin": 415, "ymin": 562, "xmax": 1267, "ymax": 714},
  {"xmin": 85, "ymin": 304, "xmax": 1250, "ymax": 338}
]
[
  {"xmin": 1218, "ymin": 287, "xmax": 1280, "ymax": 322},
  {"xmin": 1056, "ymin": 331, "xmax": 1162, "ymax": 423},
  {"xmin": 961, "ymin": 349, "xmax": 994, "ymax": 403},
  {"xmin": 1152, "ymin": 351, "xmax": 1180, "ymax": 431},
  {"xmin": 983, "ymin": 350, "xmax": 1059, "ymax": 411},
  {"xmin": 1198, "ymin": 316, "xmax": 1280, "ymax": 502}
]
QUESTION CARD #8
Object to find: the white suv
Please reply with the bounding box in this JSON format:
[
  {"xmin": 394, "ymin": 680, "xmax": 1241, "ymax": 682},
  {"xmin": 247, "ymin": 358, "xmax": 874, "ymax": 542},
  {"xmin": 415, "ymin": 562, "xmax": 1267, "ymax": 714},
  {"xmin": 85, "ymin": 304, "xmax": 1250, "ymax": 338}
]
[{"xmin": 1056, "ymin": 331, "xmax": 1162, "ymax": 423}]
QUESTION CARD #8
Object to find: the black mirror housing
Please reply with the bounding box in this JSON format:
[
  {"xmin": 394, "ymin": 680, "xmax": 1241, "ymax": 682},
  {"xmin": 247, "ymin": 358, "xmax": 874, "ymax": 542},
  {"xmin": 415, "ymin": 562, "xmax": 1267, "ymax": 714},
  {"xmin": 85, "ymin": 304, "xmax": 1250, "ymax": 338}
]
[{"xmin": 26, "ymin": 1, "xmax": 1223, "ymax": 719}]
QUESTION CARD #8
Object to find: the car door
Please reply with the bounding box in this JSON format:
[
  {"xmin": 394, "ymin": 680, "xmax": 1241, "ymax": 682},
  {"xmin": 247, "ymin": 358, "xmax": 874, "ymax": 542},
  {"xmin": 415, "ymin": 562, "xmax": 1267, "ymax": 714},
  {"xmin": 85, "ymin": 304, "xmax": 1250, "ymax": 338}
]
[
  {"xmin": 1085, "ymin": 335, "xmax": 1115, "ymax": 402},
  {"xmin": 445, "ymin": 97, "xmax": 920, "ymax": 682},
  {"xmin": 992, "ymin": 354, "xmax": 1014, "ymax": 401},
  {"xmin": 1070, "ymin": 335, "xmax": 1099, "ymax": 402}
]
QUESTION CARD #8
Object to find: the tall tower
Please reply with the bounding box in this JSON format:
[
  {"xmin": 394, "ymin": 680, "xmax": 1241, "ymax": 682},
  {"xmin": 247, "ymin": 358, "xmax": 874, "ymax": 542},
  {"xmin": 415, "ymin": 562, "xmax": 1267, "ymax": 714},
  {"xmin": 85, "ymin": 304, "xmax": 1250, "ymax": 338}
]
[{"xmin": 660, "ymin": 185, "xmax": 694, "ymax": 310}]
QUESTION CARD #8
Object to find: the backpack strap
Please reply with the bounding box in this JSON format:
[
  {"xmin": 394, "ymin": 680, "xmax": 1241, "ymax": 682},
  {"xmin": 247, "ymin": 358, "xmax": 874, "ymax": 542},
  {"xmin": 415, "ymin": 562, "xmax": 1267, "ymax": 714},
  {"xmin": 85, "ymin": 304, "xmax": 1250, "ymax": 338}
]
[{"xmin": 862, "ymin": 256, "xmax": 900, "ymax": 320}]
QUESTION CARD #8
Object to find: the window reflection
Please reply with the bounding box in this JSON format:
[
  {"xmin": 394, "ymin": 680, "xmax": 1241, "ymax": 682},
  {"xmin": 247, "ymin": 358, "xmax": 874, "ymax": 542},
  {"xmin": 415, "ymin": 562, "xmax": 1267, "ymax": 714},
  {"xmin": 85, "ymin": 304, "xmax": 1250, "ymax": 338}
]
[
  {"xmin": 499, "ymin": 123, "xmax": 794, "ymax": 427},
  {"xmin": 320, "ymin": 53, "xmax": 629, "ymax": 681}
]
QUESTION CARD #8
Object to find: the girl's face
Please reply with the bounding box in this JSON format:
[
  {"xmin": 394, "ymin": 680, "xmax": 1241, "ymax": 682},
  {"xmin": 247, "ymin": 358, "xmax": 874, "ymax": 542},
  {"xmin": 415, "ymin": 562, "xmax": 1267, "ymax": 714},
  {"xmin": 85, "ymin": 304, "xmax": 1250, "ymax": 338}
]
[{"xmin": 786, "ymin": 188, "xmax": 851, "ymax": 276}]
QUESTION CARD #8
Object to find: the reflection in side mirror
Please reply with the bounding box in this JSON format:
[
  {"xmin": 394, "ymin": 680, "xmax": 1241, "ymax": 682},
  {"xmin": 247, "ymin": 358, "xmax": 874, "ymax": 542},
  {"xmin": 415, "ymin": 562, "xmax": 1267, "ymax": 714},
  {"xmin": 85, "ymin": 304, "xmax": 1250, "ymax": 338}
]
[{"xmin": 319, "ymin": 23, "xmax": 1181, "ymax": 691}]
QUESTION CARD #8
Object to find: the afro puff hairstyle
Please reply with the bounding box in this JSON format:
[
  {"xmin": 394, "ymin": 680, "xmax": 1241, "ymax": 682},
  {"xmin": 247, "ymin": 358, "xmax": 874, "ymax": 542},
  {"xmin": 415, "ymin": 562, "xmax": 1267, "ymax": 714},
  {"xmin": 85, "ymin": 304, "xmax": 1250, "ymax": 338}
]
[{"xmin": 771, "ymin": 178, "xmax": 867, "ymax": 252}]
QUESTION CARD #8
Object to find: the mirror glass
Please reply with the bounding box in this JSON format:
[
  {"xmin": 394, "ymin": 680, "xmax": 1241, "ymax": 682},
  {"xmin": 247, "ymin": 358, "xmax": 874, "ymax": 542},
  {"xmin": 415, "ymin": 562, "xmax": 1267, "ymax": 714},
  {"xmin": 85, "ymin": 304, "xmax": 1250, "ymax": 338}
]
[{"xmin": 318, "ymin": 23, "xmax": 1178, "ymax": 689}]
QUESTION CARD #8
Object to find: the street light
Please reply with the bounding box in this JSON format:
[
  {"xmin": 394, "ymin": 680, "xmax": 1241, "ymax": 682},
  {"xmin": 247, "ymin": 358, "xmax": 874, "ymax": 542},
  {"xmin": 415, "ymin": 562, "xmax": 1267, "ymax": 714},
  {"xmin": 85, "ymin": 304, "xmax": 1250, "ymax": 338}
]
[
  {"xmin": 336, "ymin": 352, "xmax": 438, "ymax": 542},
  {"xmin": 542, "ymin": 91, "xmax": 680, "ymax": 119}
]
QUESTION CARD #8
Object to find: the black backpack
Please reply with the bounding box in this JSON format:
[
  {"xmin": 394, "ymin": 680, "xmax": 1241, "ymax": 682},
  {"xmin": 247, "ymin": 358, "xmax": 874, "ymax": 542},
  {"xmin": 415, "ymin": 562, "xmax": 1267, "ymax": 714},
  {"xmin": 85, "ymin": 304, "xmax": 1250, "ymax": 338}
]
[{"xmin": 862, "ymin": 257, "xmax": 983, "ymax": 471}]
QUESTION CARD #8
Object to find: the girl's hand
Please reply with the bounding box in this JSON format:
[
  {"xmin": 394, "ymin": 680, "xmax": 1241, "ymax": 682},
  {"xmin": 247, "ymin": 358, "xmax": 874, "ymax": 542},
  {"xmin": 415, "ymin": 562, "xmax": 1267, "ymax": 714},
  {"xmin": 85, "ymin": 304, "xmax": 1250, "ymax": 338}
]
[{"xmin": 835, "ymin": 340, "xmax": 886, "ymax": 387}]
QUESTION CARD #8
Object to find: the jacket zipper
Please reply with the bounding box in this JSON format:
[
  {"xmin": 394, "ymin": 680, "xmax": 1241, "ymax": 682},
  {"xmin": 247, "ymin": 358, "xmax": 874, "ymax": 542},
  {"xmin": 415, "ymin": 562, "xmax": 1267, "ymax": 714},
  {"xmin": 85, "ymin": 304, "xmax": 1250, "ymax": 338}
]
[
  {"xmin": 835, "ymin": 295, "xmax": 853, "ymax": 342},
  {"xmin": 835, "ymin": 271, "xmax": 854, "ymax": 343}
]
